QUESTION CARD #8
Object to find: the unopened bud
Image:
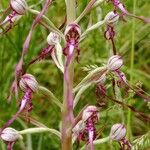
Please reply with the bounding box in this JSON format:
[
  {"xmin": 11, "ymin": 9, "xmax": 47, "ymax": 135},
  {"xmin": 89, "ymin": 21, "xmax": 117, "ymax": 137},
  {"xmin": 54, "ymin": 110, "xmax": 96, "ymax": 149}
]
[
  {"xmin": 107, "ymin": 55, "xmax": 123, "ymax": 71},
  {"xmin": 64, "ymin": 23, "xmax": 81, "ymax": 40},
  {"xmin": 1, "ymin": 128, "xmax": 22, "ymax": 142},
  {"xmin": 82, "ymin": 106, "xmax": 99, "ymax": 122},
  {"xmin": 10, "ymin": 0, "xmax": 28, "ymax": 15},
  {"xmin": 19, "ymin": 74, "xmax": 38, "ymax": 92},
  {"xmin": 47, "ymin": 32, "xmax": 61, "ymax": 45},
  {"xmin": 104, "ymin": 11, "xmax": 119, "ymax": 25},
  {"xmin": 109, "ymin": 123, "xmax": 126, "ymax": 141}
]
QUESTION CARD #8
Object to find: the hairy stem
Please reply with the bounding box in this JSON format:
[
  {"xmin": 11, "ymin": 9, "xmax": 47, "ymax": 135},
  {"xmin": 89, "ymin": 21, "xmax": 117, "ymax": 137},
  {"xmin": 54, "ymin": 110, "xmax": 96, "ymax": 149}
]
[
  {"xmin": 61, "ymin": 1, "xmax": 76, "ymax": 150},
  {"xmin": 66, "ymin": 0, "xmax": 76, "ymax": 24}
]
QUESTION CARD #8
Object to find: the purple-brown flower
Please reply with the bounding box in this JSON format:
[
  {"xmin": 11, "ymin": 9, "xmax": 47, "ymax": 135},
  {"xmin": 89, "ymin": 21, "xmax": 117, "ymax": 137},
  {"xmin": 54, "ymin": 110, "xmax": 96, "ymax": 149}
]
[
  {"xmin": 107, "ymin": 55, "xmax": 123, "ymax": 71},
  {"xmin": 0, "ymin": 0, "xmax": 28, "ymax": 33},
  {"xmin": 1, "ymin": 127, "xmax": 22, "ymax": 150},
  {"xmin": 63, "ymin": 23, "xmax": 81, "ymax": 61},
  {"xmin": 109, "ymin": 123, "xmax": 126, "ymax": 141},
  {"xmin": 109, "ymin": 123, "xmax": 132, "ymax": 149},
  {"xmin": 109, "ymin": 0, "xmax": 150, "ymax": 23},
  {"xmin": 0, "ymin": 74, "xmax": 38, "ymax": 135},
  {"xmin": 82, "ymin": 106, "xmax": 99, "ymax": 150}
]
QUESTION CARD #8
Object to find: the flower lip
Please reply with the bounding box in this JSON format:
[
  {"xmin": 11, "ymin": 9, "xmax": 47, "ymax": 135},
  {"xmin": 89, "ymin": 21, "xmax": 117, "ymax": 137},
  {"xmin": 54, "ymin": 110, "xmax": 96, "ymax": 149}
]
[
  {"xmin": 109, "ymin": 123, "xmax": 126, "ymax": 141},
  {"xmin": 19, "ymin": 74, "xmax": 38, "ymax": 92},
  {"xmin": 10, "ymin": 0, "xmax": 28, "ymax": 15},
  {"xmin": 107, "ymin": 55, "xmax": 123, "ymax": 71}
]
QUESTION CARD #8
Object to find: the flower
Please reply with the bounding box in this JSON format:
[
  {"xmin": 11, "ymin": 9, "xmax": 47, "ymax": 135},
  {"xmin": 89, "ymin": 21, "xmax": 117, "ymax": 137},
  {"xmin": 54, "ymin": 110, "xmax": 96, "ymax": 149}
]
[
  {"xmin": 0, "ymin": 0, "xmax": 28, "ymax": 33},
  {"xmin": 107, "ymin": 55, "xmax": 123, "ymax": 71},
  {"xmin": 0, "ymin": 74, "xmax": 37, "ymax": 134},
  {"xmin": 109, "ymin": 123, "xmax": 126, "ymax": 141},
  {"xmin": 104, "ymin": 11, "xmax": 118, "ymax": 54},
  {"xmin": 47, "ymin": 32, "xmax": 61, "ymax": 46},
  {"xmin": 19, "ymin": 74, "xmax": 38, "ymax": 92},
  {"xmin": 82, "ymin": 106, "xmax": 99, "ymax": 122},
  {"xmin": 63, "ymin": 23, "xmax": 81, "ymax": 56},
  {"xmin": 64, "ymin": 23, "xmax": 81, "ymax": 41},
  {"xmin": 109, "ymin": 123, "xmax": 132, "ymax": 149},
  {"xmin": 104, "ymin": 11, "xmax": 119, "ymax": 25},
  {"xmin": 1, "ymin": 127, "xmax": 22, "ymax": 150},
  {"xmin": 104, "ymin": 25, "xmax": 115, "ymax": 40},
  {"xmin": 28, "ymin": 32, "xmax": 64, "ymax": 72},
  {"xmin": 1, "ymin": 127, "xmax": 22, "ymax": 142},
  {"xmin": 10, "ymin": 0, "xmax": 28, "ymax": 15},
  {"xmin": 110, "ymin": 0, "xmax": 150, "ymax": 23},
  {"xmin": 19, "ymin": 74, "xmax": 38, "ymax": 111},
  {"xmin": 82, "ymin": 106, "xmax": 99, "ymax": 149}
]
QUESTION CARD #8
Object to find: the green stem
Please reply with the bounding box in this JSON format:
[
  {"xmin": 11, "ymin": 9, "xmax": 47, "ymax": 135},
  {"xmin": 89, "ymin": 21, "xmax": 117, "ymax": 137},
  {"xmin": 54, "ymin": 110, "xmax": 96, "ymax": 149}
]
[
  {"xmin": 38, "ymin": 85, "xmax": 62, "ymax": 108},
  {"xmin": 17, "ymin": 118, "xmax": 32, "ymax": 150},
  {"xmin": 66, "ymin": 0, "xmax": 76, "ymax": 24},
  {"xmin": 19, "ymin": 127, "xmax": 61, "ymax": 138},
  {"xmin": 0, "ymin": 140, "xmax": 6, "ymax": 150},
  {"xmin": 80, "ymin": 20, "xmax": 105, "ymax": 41},
  {"xmin": 73, "ymin": 84, "xmax": 91, "ymax": 108},
  {"xmin": 127, "ymin": 0, "xmax": 136, "ymax": 139}
]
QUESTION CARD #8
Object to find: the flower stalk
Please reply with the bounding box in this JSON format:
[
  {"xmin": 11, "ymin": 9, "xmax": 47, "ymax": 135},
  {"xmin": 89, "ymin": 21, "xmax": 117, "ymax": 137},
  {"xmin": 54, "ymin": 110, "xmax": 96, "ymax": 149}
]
[{"xmin": 61, "ymin": 0, "xmax": 76, "ymax": 150}]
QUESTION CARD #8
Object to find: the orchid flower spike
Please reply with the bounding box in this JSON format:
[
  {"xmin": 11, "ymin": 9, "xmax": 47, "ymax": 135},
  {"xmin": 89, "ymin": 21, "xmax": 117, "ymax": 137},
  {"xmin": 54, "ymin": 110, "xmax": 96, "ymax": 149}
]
[
  {"xmin": 109, "ymin": 123, "xmax": 132, "ymax": 149},
  {"xmin": 1, "ymin": 127, "xmax": 22, "ymax": 150},
  {"xmin": 0, "ymin": 74, "xmax": 38, "ymax": 134},
  {"xmin": 0, "ymin": 0, "xmax": 28, "ymax": 33}
]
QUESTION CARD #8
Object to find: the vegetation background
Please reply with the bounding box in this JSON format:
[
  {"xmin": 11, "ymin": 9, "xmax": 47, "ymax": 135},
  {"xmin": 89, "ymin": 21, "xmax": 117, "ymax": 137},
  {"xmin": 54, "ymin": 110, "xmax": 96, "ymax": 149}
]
[{"xmin": 0, "ymin": 0, "xmax": 150, "ymax": 149}]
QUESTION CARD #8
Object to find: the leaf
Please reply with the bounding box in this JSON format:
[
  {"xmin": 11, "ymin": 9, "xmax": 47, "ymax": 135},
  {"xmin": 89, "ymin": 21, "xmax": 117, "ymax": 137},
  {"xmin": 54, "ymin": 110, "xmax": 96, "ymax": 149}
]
[
  {"xmin": 132, "ymin": 132, "xmax": 150, "ymax": 150},
  {"xmin": 73, "ymin": 66, "xmax": 107, "ymax": 92}
]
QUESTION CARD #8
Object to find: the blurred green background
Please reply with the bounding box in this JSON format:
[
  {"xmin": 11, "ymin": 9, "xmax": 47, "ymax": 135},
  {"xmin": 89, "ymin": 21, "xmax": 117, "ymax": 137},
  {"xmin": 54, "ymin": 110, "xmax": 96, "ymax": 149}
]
[{"xmin": 0, "ymin": 0, "xmax": 150, "ymax": 149}]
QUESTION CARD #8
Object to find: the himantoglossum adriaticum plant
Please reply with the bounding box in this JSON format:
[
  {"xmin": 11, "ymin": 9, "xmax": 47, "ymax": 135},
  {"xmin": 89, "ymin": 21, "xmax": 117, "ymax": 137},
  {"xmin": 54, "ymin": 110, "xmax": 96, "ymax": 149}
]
[{"xmin": 0, "ymin": 0, "xmax": 150, "ymax": 150}]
